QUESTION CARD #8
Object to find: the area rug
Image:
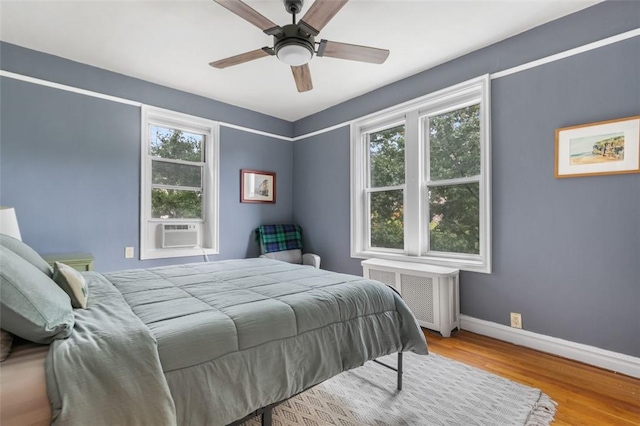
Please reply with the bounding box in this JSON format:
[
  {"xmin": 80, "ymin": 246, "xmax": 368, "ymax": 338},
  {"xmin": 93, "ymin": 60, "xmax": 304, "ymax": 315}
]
[{"xmin": 244, "ymin": 352, "xmax": 556, "ymax": 426}]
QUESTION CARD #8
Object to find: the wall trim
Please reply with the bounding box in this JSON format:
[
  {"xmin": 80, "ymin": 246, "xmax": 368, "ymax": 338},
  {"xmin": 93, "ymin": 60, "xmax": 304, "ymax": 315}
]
[
  {"xmin": 0, "ymin": 70, "xmax": 293, "ymax": 142},
  {"xmin": 491, "ymin": 27, "xmax": 640, "ymax": 80},
  {"xmin": 2, "ymin": 27, "xmax": 638, "ymax": 143},
  {"xmin": 219, "ymin": 122, "xmax": 291, "ymax": 142},
  {"xmin": 0, "ymin": 70, "xmax": 143, "ymax": 107},
  {"xmin": 291, "ymin": 120, "xmax": 350, "ymax": 141},
  {"xmin": 292, "ymin": 27, "xmax": 639, "ymax": 141},
  {"xmin": 460, "ymin": 315, "xmax": 640, "ymax": 379}
]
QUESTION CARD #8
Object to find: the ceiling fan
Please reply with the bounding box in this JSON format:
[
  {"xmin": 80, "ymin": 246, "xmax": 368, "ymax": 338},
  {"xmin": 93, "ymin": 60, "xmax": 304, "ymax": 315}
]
[{"xmin": 209, "ymin": 0, "xmax": 390, "ymax": 93}]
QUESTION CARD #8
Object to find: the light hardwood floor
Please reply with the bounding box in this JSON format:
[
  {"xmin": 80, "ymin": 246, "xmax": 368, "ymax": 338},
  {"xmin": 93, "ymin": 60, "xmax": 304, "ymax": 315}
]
[{"xmin": 422, "ymin": 329, "xmax": 640, "ymax": 425}]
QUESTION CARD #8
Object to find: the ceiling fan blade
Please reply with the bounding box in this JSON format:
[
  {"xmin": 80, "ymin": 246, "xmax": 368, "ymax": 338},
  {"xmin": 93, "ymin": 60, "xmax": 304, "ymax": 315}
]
[
  {"xmin": 317, "ymin": 39, "xmax": 389, "ymax": 64},
  {"xmin": 214, "ymin": 0, "xmax": 281, "ymax": 35},
  {"xmin": 291, "ymin": 64, "xmax": 313, "ymax": 92},
  {"xmin": 209, "ymin": 47, "xmax": 273, "ymax": 69},
  {"xmin": 299, "ymin": 0, "xmax": 349, "ymax": 35}
]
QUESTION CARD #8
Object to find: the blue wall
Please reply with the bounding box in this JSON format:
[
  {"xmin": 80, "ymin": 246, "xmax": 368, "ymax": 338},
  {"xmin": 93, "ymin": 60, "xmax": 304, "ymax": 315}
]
[
  {"xmin": 0, "ymin": 42, "xmax": 292, "ymax": 138},
  {"xmin": 219, "ymin": 127, "xmax": 293, "ymax": 260},
  {"xmin": 0, "ymin": 46, "xmax": 294, "ymax": 271},
  {"xmin": 292, "ymin": 127, "xmax": 352, "ymax": 271},
  {"xmin": 293, "ymin": 1, "xmax": 640, "ymax": 357},
  {"xmin": 293, "ymin": 1, "xmax": 640, "ymax": 136}
]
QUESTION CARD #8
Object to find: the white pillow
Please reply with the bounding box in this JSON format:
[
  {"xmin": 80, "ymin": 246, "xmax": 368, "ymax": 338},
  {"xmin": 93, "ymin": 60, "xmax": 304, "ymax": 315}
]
[{"xmin": 53, "ymin": 262, "xmax": 89, "ymax": 309}]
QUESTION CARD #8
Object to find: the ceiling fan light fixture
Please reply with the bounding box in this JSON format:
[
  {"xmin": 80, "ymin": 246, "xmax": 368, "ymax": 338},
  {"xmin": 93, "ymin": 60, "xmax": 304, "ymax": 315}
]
[
  {"xmin": 276, "ymin": 41, "xmax": 314, "ymax": 66},
  {"xmin": 210, "ymin": 0, "xmax": 390, "ymax": 93}
]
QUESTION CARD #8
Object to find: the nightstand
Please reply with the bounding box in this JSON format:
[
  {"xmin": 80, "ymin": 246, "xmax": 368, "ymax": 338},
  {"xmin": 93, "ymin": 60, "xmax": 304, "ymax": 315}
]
[{"xmin": 42, "ymin": 252, "xmax": 95, "ymax": 272}]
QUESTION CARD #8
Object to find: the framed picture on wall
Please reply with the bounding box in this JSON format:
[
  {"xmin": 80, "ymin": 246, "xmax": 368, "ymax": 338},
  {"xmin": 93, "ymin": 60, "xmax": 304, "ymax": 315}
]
[
  {"xmin": 240, "ymin": 169, "xmax": 276, "ymax": 203},
  {"xmin": 555, "ymin": 116, "xmax": 640, "ymax": 178}
]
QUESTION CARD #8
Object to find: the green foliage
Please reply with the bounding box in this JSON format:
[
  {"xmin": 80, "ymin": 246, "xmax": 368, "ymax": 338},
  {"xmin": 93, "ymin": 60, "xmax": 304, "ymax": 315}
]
[
  {"xmin": 369, "ymin": 126, "xmax": 405, "ymax": 249},
  {"xmin": 152, "ymin": 162, "xmax": 201, "ymax": 187},
  {"xmin": 367, "ymin": 106, "xmax": 481, "ymax": 254},
  {"xmin": 152, "ymin": 189, "xmax": 202, "ymax": 219},
  {"xmin": 429, "ymin": 105, "xmax": 480, "ymax": 180},
  {"xmin": 150, "ymin": 127, "xmax": 204, "ymax": 219},
  {"xmin": 370, "ymin": 190, "xmax": 404, "ymax": 249},
  {"xmin": 428, "ymin": 106, "xmax": 481, "ymax": 254},
  {"xmin": 151, "ymin": 127, "xmax": 202, "ymax": 161},
  {"xmin": 370, "ymin": 126, "xmax": 405, "ymax": 187},
  {"xmin": 429, "ymin": 184, "xmax": 479, "ymax": 254}
]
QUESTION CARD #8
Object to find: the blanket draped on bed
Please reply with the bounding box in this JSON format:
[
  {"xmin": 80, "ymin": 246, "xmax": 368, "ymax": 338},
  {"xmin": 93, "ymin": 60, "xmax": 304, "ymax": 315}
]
[
  {"xmin": 46, "ymin": 258, "xmax": 427, "ymax": 426},
  {"xmin": 45, "ymin": 273, "xmax": 177, "ymax": 426}
]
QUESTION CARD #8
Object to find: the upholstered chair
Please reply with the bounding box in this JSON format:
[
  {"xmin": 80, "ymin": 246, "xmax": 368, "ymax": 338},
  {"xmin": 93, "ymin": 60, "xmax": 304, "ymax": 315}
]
[{"xmin": 255, "ymin": 224, "xmax": 320, "ymax": 268}]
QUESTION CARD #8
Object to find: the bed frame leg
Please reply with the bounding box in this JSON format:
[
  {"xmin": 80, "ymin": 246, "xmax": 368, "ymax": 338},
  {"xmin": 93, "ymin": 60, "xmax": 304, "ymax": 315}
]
[
  {"xmin": 261, "ymin": 406, "xmax": 272, "ymax": 426},
  {"xmin": 397, "ymin": 352, "xmax": 403, "ymax": 391}
]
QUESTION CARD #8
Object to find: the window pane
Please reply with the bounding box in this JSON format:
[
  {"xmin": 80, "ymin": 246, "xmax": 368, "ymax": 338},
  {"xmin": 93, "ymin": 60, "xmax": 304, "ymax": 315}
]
[
  {"xmin": 429, "ymin": 104, "xmax": 480, "ymax": 181},
  {"xmin": 369, "ymin": 125, "xmax": 405, "ymax": 187},
  {"xmin": 152, "ymin": 161, "xmax": 202, "ymax": 188},
  {"xmin": 370, "ymin": 190, "xmax": 404, "ymax": 249},
  {"xmin": 429, "ymin": 183, "xmax": 479, "ymax": 254},
  {"xmin": 150, "ymin": 126, "xmax": 203, "ymax": 162},
  {"xmin": 152, "ymin": 189, "xmax": 202, "ymax": 219}
]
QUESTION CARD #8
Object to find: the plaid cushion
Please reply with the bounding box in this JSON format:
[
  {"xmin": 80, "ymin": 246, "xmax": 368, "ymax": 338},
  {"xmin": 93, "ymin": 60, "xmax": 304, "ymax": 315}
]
[{"xmin": 256, "ymin": 225, "xmax": 303, "ymax": 254}]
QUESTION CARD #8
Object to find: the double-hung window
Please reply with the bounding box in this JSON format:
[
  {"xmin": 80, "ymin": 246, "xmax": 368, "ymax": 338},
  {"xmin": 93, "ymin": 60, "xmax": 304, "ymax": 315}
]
[
  {"xmin": 140, "ymin": 106, "xmax": 219, "ymax": 260},
  {"xmin": 366, "ymin": 122, "xmax": 406, "ymax": 252},
  {"xmin": 351, "ymin": 76, "xmax": 491, "ymax": 272}
]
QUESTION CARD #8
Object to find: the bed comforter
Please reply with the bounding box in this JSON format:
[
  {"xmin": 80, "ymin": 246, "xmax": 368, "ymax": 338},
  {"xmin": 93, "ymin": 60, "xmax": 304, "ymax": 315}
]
[{"xmin": 46, "ymin": 258, "xmax": 428, "ymax": 426}]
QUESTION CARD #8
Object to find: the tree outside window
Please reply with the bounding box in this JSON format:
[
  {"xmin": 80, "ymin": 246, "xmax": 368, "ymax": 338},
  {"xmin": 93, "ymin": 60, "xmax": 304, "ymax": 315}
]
[
  {"xmin": 150, "ymin": 127, "xmax": 204, "ymax": 219},
  {"xmin": 352, "ymin": 76, "xmax": 490, "ymax": 272},
  {"xmin": 369, "ymin": 125, "xmax": 405, "ymax": 250}
]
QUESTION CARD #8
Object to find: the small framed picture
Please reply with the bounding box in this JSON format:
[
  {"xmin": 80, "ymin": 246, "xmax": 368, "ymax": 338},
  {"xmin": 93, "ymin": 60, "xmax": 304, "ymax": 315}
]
[
  {"xmin": 555, "ymin": 116, "xmax": 640, "ymax": 178},
  {"xmin": 240, "ymin": 169, "xmax": 276, "ymax": 203}
]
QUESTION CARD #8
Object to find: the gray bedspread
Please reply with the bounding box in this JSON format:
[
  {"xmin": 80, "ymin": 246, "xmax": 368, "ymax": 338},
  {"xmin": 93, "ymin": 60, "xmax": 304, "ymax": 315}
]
[
  {"xmin": 46, "ymin": 258, "xmax": 428, "ymax": 426},
  {"xmin": 45, "ymin": 273, "xmax": 177, "ymax": 426}
]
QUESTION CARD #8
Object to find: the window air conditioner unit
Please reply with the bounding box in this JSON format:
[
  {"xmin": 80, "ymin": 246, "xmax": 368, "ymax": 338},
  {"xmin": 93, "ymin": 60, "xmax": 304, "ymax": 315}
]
[{"xmin": 161, "ymin": 224, "xmax": 199, "ymax": 248}]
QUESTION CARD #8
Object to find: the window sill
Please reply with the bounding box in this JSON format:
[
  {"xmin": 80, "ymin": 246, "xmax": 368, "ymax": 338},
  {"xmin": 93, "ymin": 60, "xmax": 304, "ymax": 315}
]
[
  {"xmin": 351, "ymin": 250, "xmax": 491, "ymax": 274},
  {"xmin": 141, "ymin": 247, "xmax": 218, "ymax": 261}
]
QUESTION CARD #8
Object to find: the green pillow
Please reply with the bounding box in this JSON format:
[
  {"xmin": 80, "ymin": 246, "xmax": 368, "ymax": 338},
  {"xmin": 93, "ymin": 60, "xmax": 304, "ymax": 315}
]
[
  {"xmin": 0, "ymin": 246, "xmax": 74, "ymax": 343},
  {"xmin": 53, "ymin": 262, "xmax": 89, "ymax": 309},
  {"xmin": 0, "ymin": 233, "xmax": 53, "ymax": 277}
]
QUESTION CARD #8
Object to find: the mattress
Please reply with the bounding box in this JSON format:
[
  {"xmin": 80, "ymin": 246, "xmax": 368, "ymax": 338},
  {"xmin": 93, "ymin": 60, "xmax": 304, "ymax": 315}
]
[{"xmin": 0, "ymin": 341, "xmax": 51, "ymax": 426}]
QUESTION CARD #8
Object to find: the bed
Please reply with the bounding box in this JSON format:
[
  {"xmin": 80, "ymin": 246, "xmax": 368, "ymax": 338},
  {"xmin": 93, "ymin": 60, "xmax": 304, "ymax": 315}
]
[
  {"xmin": 0, "ymin": 340, "xmax": 51, "ymax": 426},
  {"xmin": 1, "ymin": 247, "xmax": 428, "ymax": 426}
]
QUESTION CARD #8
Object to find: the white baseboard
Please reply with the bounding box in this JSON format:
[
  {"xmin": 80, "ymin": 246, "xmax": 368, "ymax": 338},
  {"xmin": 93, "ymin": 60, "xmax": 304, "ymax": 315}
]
[{"xmin": 459, "ymin": 315, "xmax": 640, "ymax": 379}]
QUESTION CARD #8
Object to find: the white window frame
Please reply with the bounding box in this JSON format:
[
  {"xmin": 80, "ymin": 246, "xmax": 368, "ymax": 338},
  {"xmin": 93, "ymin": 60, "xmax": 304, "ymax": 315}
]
[
  {"xmin": 140, "ymin": 106, "xmax": 219, "ymax": 260},
  {"xmin": 363, "ymin": 116, "xmax": 406, "ymax": 254},
  {"xmin": 351, "ymin": 75, "xmax": 491, "ymax": 273}
]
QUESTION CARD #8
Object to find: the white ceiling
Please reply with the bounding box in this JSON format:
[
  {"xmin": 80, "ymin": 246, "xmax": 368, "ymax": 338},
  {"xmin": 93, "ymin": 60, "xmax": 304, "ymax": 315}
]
[{"xmin": 0, "ymin": 0, "xmax": 600, "ymax": 122}]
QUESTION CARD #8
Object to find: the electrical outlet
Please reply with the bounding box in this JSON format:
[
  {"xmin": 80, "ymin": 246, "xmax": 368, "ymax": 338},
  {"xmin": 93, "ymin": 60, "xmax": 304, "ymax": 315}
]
[
  {"xmin": 510, "ymin": 312, "xmax": 522, "ymax": 329},
  {"xmin": 124, "ymin": 247, "xmax": 135, "ymax": 259}
]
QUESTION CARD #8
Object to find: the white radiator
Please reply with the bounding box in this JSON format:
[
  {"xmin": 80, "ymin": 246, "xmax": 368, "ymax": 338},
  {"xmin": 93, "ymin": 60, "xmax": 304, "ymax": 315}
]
[{"xmin": 362, "ymin": 258, "xmax": 460, "ymax": 337}]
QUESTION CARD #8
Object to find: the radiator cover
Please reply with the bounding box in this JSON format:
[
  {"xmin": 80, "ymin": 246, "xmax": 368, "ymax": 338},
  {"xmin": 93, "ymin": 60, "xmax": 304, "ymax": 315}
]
[{"xmin": 362, "ymin": 258, "xmax": 460, "ymax": 337}]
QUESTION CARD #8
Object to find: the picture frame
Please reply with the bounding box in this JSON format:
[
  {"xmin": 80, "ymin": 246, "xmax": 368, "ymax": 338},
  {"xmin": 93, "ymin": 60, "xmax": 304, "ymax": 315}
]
[
  {"xmin": 555, "ymin": 116, "xmax": 640, "ymax": 178},
  {"xmin": 240, "ymin": 169, "xmax": 276, "ymax": 203}
]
